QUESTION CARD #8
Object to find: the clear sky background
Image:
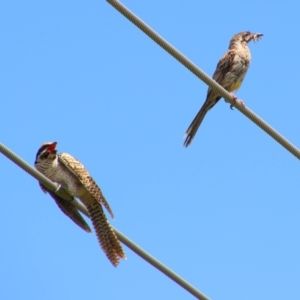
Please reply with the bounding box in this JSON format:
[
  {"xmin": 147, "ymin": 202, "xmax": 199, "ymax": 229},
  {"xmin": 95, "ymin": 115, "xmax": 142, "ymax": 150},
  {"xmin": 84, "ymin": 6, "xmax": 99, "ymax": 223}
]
[{"xmin": 1, "ymin": 1, "xmax": 300, "ymax": 299}]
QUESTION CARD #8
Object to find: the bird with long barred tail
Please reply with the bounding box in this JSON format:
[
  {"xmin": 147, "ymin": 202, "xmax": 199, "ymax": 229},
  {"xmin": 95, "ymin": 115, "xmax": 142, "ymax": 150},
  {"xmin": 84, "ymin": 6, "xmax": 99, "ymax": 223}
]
[
  {"xmin": 184, "ymin": 31, "xmax": 263, "ymax": 147},
  {"xmin": 35, "ymin": 142, "xmax": 126, "ymax": 266}
]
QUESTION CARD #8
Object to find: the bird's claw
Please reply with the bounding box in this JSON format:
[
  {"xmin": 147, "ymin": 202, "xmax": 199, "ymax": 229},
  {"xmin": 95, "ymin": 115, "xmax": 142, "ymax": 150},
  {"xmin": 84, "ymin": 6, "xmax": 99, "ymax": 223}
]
[
  {"xmin": 229, "ymin": 93, "xmax": 237, "ymax": 110},
  {"xmin": 228, "ymin": 93, "xmax": 245, "ymax": 110},
  {"xmin": 230, "ymin": 99, "xmax": 245, "ymax": 110}
]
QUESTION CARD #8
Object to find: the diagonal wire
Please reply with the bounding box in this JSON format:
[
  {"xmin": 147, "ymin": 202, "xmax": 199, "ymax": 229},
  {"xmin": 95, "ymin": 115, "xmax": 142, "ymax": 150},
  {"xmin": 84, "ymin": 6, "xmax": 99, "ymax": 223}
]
[
  {"xmin": 0, "ymin": 142, "xmax": 210, "ymax": 300},
  {"xmin": 114, "ymin": 229, "xmax": 210, "ymax": 300},
  {"xmin": 107, "ymin": 0, "xmax": 300, "ymax": 160}
]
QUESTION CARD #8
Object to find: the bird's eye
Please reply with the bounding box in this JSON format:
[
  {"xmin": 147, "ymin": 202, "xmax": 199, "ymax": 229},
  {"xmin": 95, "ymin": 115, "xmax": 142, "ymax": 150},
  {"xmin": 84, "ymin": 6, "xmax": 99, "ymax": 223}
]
[{"xmin": 40, "ymin": 152, "xmax": 50, "ymax": 159}]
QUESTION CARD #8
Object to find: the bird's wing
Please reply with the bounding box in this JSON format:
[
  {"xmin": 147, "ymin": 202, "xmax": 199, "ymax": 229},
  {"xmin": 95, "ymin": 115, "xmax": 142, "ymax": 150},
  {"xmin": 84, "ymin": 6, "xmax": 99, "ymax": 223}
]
[
  {"xmin": 58, "ymin": 153, "xmax": 114, "ymax": 218},
  {"xmin": 212, "ymin": 50, "xmax": 236, "ymax": 86},
  {"xmin": 39, "ymin": 183, "xmax": 91, "ymax": 233},
  {"xmin": 58, "ymin": 153, "xmax": 125, "ymax": 266}
]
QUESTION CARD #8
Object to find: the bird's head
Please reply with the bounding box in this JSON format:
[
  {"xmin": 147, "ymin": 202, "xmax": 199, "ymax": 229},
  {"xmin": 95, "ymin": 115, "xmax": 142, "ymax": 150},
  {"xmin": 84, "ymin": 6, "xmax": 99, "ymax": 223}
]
[
  {"xmin": 35, "ymin": 142, "xmax": 58, "ymax": 164},
  {"xmin": 229, "ymin": 31, "xmax": 263, "ymax": 48}
]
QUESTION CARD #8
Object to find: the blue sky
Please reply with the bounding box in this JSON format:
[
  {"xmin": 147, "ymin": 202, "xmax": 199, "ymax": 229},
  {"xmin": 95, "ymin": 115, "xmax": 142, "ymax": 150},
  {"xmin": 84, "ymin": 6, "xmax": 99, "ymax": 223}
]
[{"xmin": 1, "ymin": 0, "xmax": 300, "ymax": 299}]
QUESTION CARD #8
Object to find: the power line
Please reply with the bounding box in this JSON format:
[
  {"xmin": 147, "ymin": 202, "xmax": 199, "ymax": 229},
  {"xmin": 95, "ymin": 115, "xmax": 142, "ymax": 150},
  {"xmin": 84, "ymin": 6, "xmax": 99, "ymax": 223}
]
[
  {"xmin": 0, "ymin": 142, "xmax": 210, "ymax": 300},
  {"xmin": 115, "ymin": 229, "xmax": 210, "ymax": 300},
  {"xmin": 106, "ymin": 0, "xmax": 300, "ymax": 160}
]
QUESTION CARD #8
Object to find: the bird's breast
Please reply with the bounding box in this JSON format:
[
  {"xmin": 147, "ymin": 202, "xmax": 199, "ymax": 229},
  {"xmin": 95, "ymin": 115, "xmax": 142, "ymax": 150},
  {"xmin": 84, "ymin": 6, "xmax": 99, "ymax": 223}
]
[{"xmin": 230, "ymin": 80, "xmax": 243, "ymax": 91}]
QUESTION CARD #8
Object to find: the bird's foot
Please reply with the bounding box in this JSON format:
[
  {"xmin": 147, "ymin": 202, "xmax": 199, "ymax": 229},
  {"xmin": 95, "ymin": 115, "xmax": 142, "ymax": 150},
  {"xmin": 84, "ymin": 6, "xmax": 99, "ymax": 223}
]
[{"xmin": 229, "ymin": 93, "xmax": 245, "ymax": 110}]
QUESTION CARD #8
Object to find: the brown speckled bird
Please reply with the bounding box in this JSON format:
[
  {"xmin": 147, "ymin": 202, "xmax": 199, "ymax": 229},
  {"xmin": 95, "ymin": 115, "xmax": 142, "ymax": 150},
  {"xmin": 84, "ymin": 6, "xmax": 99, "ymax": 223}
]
[
  {"xmin": 184, "ymin": 31, "xmax": 263, "ymax": 147},
  {"xmin": 35, "ymin": 142, "xmax": 126, "ymax": 266}
]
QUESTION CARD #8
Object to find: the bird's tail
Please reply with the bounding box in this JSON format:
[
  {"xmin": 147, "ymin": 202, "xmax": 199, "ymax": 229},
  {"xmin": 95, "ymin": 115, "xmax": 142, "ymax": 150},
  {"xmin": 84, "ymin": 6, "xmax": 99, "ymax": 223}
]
[
  {"xmin": 87, "ymin": 202, "xmax": 126, "ymax": 266},
  {"xmin": 184, "ymin": 105, "xmax": 210, "ymax": 147}
]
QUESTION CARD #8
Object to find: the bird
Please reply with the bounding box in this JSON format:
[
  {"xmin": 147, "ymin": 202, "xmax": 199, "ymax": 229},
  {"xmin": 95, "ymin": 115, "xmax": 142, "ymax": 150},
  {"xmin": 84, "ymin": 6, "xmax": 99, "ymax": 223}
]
[
  {"xmin": 184, "ymin": 31, "xmax": 263, "ymax": 147},
  {"xmin": 35, "ymin": 141, "xmax": 126, "ymax": 266}
]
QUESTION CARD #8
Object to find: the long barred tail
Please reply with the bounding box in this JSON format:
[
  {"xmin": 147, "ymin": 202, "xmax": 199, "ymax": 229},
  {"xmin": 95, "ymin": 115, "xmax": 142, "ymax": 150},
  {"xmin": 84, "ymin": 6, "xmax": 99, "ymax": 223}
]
[{"xmin": 87, "ymin": 201, "xmax": 126, "ymax": 266}]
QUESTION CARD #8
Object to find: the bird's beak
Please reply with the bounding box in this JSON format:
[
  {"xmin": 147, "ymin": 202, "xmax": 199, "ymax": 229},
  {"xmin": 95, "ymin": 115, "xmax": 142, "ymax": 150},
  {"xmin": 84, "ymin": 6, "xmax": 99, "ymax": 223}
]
[
  {"xmin": 46, "ymin": 142, "xmax": 57, "ymax": 152},
  {"xmin": 250, "ymin": 33, "xmax": 263, "ymax": 43}
]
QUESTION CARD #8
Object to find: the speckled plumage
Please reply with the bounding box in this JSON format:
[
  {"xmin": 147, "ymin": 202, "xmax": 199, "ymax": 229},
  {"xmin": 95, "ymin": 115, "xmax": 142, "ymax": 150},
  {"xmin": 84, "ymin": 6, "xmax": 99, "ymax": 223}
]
[
  {"xmin": 35, "ymin": 142, "xmax": 126, "ymax": 267},
  {"xmin": 59, "ymin": 152, "xmax": 114, "ymax": 218}
]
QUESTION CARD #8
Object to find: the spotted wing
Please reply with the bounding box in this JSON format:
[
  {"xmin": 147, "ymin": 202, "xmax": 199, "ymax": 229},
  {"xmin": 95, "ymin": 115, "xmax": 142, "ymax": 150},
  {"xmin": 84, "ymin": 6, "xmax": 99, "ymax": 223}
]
[{"xmin": 58, "ymin": 153, "xmax": 114, "ymax": 219}]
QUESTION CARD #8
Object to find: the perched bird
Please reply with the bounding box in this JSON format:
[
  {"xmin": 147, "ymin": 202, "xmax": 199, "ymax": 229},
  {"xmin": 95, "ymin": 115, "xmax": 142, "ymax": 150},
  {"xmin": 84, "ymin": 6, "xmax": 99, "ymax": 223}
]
[
  {"xmin": 184, "ymin": 31, "xmax": 263, "ymax": 147},
  {"xmin": 35, "ymin": 142, "xmax": 126, "ymax": 266}
]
